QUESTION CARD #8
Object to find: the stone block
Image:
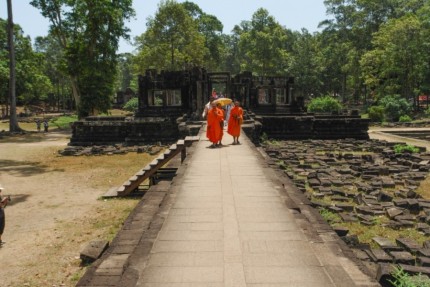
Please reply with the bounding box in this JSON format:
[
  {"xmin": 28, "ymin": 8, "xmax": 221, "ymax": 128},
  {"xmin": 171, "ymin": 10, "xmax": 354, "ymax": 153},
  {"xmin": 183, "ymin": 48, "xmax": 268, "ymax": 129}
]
[
  {"xmin": 389, "ymin": 251, "xmax": 415, "ymax": 265},
  {"xmin": 365, "ymin": 249, "xmax": 393, "ymax": 263},
  {"xmin": 417, "ymin": 256, "xmax": 430, "ymax": 267},
  {"xmin": 372, "ymin": 237, "xmax": 402, "ymax": 251},
  {"xmin": 80, "ymin": 240, "xmax": 109, "ymax": 263},
  {"xmin": 386, "ymin": 207, "xmax": 404, "ymax": 219},
  {"xmin": 396, "ymin": 238, "xmax": 422, "ymax": 254}
]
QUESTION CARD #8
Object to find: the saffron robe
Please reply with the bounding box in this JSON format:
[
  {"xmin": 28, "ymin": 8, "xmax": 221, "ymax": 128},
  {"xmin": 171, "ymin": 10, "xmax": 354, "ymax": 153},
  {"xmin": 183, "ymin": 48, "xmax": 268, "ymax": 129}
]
[
  {"xmin": 227, "ymin": 106, "xmax": 243, "ymax": 137},
  {"xmin": 206, "ymin": 107, "xmax": 224, "ymax": 144}
]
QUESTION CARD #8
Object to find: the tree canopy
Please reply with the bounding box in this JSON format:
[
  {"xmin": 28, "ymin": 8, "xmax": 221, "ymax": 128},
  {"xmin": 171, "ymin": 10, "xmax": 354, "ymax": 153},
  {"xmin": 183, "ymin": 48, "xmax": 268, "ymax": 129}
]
[{"xmin": 2, "ymin": 0, "xmax": 430, "ymax": 120}]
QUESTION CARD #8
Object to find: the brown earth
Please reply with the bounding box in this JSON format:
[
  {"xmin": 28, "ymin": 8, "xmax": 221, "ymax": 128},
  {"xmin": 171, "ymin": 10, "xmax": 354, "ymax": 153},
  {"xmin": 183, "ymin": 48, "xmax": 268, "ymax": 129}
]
[
  {"xmin": 0, "ymin": 130, "xmax": 156, "ymax": 287},
  {"xmin": 1, "ymin": 123, "xmax": 429, "ymax": 286}
]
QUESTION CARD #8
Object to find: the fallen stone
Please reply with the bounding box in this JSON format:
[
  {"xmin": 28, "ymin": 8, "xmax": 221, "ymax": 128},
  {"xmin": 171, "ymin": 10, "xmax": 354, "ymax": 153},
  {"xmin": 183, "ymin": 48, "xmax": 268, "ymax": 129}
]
[
  {"xmin": 389, "ymin": 251, "xmax": 415, "ymax": 265},
  {"xmin": 365, "ymin": 249, "xmax": 393, "ymax": 263},
  {"xmin": 339, "ymin": 213, "xmax": 359, "ymax": 222},
  {"xmin": 376, "ymin": 263, "xmax": 396, "ymax": 286},
  {"xmin": 395, "ymin": 238, "xmax": 421, "ymax": 254},
  {"xmin": 386, "ymin": 207, "xmax": 403, "ymax": 219},
  {"xmin": 333, "ymin": 226, "xmax": 349, "ymax": 237},
  {"xmin": 417, "ymin": 256, "xmax": 430, "ymax": 267},
  {"xmin": 80, "ymin": 240, "xmax": 109, "ymax": 264},
  {"xmin": 372, "ymin": 237, "xmax": 402, "ymax": 251}
]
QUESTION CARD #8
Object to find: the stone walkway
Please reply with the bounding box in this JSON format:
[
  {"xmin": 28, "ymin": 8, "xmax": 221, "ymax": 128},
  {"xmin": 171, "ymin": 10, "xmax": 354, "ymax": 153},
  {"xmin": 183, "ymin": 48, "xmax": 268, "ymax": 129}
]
[
  {"xmin": 78, "ymin": 126, "xmax": 380, "ymax": 286},
  {"xmin": 134, "ymin": 128, "xmax": 378, "ymax": 286}
]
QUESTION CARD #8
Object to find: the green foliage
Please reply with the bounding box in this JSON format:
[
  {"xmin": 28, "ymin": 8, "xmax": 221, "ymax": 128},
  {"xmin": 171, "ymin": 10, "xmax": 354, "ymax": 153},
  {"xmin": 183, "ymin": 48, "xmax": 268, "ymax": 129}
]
[
  {"xmin": 238, "ymin": 8, "xmax": 290, "ymax": 76},
  {"xmin": 134, "ymin": 0, "xmax": 207, "ymax": 72},
  {"xmin": 368, "ymin": 106, "xmax": 385, "ymax": 122},
  {"xmin": 50, "ymin": 115, "xmax": 78, "ymax": 130},
  {"xmin": 379, "ymin": 95, "xmax": 412, "ymax": 122},
  {"xmin": 260, "ymin": 132, "xmax": 269, "ymax": 143},
  {"xmin": 0, "ymin": 19, "xmax": 53, "ymax": 106},
  {"xmin": 390, "ymin": 266, "xmax": 430, "ymax": 287},
  {"xmin": 31, "ymin": 0, "xmax": 135, "ymax": 117},
  {"xmin": 394, "ymin": 144, "xmax": 420, "ymax": 154},
  {"xmin": 307, "ymin": 96, "xmax": 343, "ymax": 113},
  {"xmin": 319, "ymin": 208, "xmax": 341, "ymax": 224},
  {"xmin": 123, "ymin": 97, "xmax": 138, "ymax": 112},
  {"xmin": 399, "ymin": 115, "xmax": 413, "ymax": 122}
]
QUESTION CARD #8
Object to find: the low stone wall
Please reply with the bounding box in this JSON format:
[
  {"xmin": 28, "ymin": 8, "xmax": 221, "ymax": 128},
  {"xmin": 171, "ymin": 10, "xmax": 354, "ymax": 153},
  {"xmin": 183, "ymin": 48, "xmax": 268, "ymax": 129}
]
[
  {"xmin": 70, "ymin": 116, "xmax": 201, "ymax": 146},
  {"xmin": 245, "ymin": 114, "xmax": 370, "ymax": 142}
]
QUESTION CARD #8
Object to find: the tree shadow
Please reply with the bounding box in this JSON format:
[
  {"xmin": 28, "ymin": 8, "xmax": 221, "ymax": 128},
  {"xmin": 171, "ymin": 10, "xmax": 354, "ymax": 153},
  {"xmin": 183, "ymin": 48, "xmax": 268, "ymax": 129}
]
[
  {"xmin": 0, "ymin": 159, "xmax": 64, "ymax": 177},
  {"xmin": 3, "ymin": 194, "xmax": 30, "ymax": 207},
  {"xmin": 0, "ymin": 130, "xmax": 71, "ymax": 144}
]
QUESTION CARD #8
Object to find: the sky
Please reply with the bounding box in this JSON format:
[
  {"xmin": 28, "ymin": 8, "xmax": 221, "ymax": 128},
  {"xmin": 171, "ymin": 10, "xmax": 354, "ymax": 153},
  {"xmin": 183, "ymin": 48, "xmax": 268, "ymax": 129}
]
[{"xmin": 1, "ymin": 0, "xmax": 328, "ymax": 54}]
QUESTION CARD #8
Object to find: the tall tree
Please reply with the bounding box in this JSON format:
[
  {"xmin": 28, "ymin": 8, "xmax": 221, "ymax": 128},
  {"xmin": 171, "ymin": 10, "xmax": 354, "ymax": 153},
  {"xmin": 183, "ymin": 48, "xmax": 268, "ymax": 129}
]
[
  {"xmin": 134, "ymin": 0, "xmax": 206, "ymax": 72},
  {"xmin": 289, "ymin": 29, "xmax": 324, "ymax": 98},
  {"xmin": 31, "ymin": 0, "xmax": 135, "ymax": 117},
  {"xmin": 182, "ymin": 1, "xmax": 224, "ymax": 71},
  {"xmin": 360, "ymin": 14, "xmax": 429, "ymax": 107},
  {"xmin": 6, "ymin": 0, "xmax": 21, "ymax": 131},
  {"xmin": 238, "ymin": 8, "xmax": 289, "ymax": 76}
]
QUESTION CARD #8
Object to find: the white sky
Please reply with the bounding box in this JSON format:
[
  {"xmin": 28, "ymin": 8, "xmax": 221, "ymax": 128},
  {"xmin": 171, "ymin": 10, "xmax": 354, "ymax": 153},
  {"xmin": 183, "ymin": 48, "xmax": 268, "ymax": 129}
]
[{"xmin": 1, "ymin": 0, "xmax": 328, "ymax": 53}]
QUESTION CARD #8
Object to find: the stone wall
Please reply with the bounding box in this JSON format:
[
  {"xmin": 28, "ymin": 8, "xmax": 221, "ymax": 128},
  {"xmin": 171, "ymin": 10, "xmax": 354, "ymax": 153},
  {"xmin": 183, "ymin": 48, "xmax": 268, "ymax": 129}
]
[
  {"xmin": 244, "ymin": 114, "xmax": 370, "ymax": 142},
  {"xmin": 70, "ymin": 115, "xmax": 202, "ymax": 146}
]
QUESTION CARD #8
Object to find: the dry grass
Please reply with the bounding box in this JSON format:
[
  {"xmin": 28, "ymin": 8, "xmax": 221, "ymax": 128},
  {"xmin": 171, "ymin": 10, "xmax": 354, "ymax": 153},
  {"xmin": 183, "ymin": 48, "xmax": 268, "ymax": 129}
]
[
  {"xmin": 12, "ymin": 198, "xmax": 139, "ymax": 287},
  {"xmin": 1, "ymin": 131, "xmax": 160, "ymax": 287}
]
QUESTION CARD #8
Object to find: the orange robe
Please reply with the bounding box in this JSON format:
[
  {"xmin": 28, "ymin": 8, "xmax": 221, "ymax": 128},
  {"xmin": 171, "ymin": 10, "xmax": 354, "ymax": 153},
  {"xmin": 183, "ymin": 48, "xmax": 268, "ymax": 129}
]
[
  {"xmin": 227, "ymin": 106, "xmax": 243, "ymax": 137},
  {"xmin": 219, "ymin": 108, "xmax": 225, "ymax": 141},
  {"xmin": 206, "ymin": 107, "xmax": 224, "ymax": 144}
]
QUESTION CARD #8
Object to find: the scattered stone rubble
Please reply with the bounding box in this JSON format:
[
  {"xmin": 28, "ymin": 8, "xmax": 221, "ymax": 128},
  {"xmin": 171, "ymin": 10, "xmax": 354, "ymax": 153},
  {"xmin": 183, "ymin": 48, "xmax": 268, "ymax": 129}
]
[
  {"xmin": 58, "ymin": 144, "xmax": 168, "ymax": 156},
  {"xmin": 262, "ymin": 138, "xmax": 430, "ymax": 285}
]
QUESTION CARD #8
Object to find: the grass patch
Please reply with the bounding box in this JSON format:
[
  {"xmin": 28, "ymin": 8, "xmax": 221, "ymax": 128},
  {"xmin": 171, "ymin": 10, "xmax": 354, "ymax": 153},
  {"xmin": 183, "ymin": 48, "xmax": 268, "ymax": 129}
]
[
  {"xmin": 319, "ymin": 208, "xmax": 342, "ymax": 224},
  {"xmin": 338, "ymin": 221, "xmax": 429, "ymax": 248},
  {"xmin": 50, "ymin": 115, "xmax": 78, "ymax": 130},
  {"xmin": 390, "ymin": 266, "xmax": 430, "ymax": 287}
]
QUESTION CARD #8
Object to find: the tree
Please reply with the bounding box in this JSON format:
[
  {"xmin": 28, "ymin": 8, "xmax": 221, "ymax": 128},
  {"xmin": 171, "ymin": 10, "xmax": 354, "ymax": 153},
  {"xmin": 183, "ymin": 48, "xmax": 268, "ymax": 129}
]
[
  {"xmin": 0, "ymin": 19, "xmax": 53, "ymax": 114},
  {"xmin": 34, "ymin": 35, "xmax": 71, "ymax": 110},
  {"xmin": 289, "ymin": 29, "xmax": 324, "ymax": 99},
  {"xmin": 238, "ymin": 8, "xmax": 289, "ymax": 76},
  {"xmin": 31, "ymin": 0, "xmax": 135, "ymax": 117},
  {"xmin": 360, "ymin": 15, "xmax": 428, "ymax": 107},
  {"xmin": 182, "ymin": 1, "xmax": 224, "ymax": 71},
  {"xmin": 134, "ymin": 0, "xmax": 206, "ymax": 73},
  {"xmin": 6, "ymin": 0, "xmax": 21, "ymax": 132}
]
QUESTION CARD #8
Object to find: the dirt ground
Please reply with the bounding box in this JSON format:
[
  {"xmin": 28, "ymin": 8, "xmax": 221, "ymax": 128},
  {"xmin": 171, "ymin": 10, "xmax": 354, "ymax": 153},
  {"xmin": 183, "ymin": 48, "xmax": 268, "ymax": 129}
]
[
  {"xmin": 1, "ymin": 124, "xmax": 430, "ymax": 286},
  {"xmin": 0, "ymin": 130, "xmax": 155, "ymax": 287}
]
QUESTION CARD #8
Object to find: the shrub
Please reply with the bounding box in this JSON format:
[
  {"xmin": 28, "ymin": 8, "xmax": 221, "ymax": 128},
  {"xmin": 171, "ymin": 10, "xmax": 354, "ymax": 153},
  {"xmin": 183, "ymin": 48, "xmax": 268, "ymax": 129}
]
[
  {"xmin": 123, "ymin": 97, "xmax": 138, "ymax": 112},
  {"xmin": 390, "ymin": 267, "xmax": 430, "ymax": 287},
  {"xmin": 399, "ymin": 115, "xmax": 412, "ymax": 122},
  {"xmin": 307, "ymin": 96, "xmax": 342, "ymax": 114},
  {"xmin": 379, "ymin": 95, "xmax": 412, "ymax": 122},
  {"xmin": 368, "ymin": 106, "xmax": 385, "ymax": 122},
  {"xmin": 394, "ymin": 144, "xmax": 420, "ymax": 154}
]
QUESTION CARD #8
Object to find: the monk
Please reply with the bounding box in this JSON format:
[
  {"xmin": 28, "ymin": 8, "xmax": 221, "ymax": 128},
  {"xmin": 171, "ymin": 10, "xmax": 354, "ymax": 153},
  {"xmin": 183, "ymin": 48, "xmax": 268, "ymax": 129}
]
[
  {"xmin": 227, "ymin": 100, "xmax": 243, "ymax": 145},
  {"xmin": 217, "ymin": 103, "xmax": 225, "ymax": 146},
  {"xmin": 206, "ymin": 102, "xmax": 224, "ymax": 148}
]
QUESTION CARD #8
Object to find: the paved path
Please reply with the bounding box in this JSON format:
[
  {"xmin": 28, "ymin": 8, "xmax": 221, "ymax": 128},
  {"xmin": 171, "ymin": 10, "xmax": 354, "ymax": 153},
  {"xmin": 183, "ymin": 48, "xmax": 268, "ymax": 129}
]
[{"xmin": 133, "ymin": 128, "xmax": 378, "ymax": 287}]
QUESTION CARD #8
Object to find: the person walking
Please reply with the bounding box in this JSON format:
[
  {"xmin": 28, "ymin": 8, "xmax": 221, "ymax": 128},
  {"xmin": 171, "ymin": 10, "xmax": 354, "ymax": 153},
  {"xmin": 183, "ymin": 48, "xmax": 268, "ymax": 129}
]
[
  {"xmin": 227, "ymin": 100, "xmax": 244, "ymax": 145},
  {"xmin": 217, "ymin": 103, "xmax": 225, "ymax": 146},
  {"xmin": 36, "ymin": 119, "xmax": 41, "ymax": 132},
  {"xmin": 43, "ymin": 119, "xmax": 49, "ymax": 132},
  {"xmin": 206, "ymin": 102, "xmax": 224, "ymax": 148},
  {"xmin": 0, "ymin": 186, "xmax": 10, "ymax": 246}
]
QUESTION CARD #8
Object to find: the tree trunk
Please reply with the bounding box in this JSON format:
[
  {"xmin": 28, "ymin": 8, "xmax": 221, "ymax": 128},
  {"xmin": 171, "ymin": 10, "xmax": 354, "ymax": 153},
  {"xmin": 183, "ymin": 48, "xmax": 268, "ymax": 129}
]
[{"xmin": 7, "ymin": 0, "xmax": 21, "ymax": 132}]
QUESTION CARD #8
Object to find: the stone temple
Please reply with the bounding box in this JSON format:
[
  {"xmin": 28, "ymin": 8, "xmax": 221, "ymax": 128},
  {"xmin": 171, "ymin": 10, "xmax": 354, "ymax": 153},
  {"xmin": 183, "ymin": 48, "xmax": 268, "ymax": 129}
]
[{"xmin": 69, "ymin": 67, "xmax": 369, "ymax": 146}]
